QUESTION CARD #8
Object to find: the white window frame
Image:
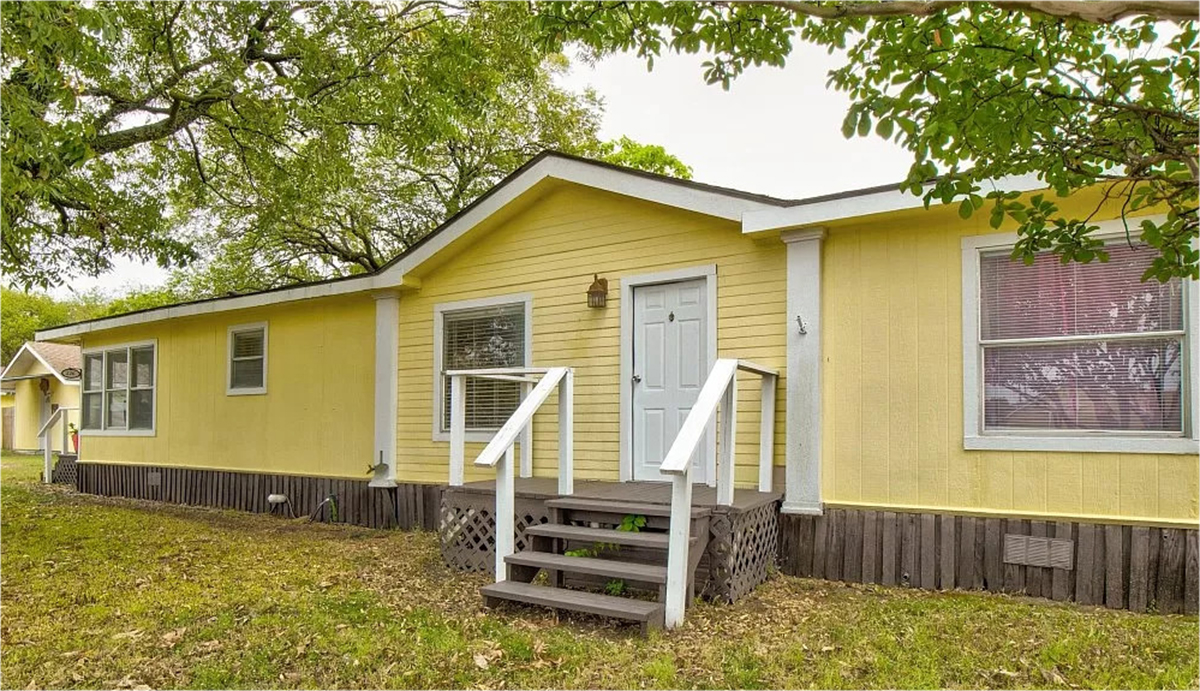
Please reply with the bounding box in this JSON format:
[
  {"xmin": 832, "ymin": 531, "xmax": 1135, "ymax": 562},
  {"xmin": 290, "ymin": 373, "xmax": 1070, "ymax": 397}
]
[
  {"xmin": 80, "ymin": 339, "xmax": 157, "ymax": 437},
  {"xmin": 227, "ymin": 322, "xmax": 269, "ymax": 396},
  {"xmin": 961, "ymin": 217, "xmax": 1198, "ymax": 454},
  {"xmin": 432, "ymin": 293, "xmax": 533, "ymax": 443}
]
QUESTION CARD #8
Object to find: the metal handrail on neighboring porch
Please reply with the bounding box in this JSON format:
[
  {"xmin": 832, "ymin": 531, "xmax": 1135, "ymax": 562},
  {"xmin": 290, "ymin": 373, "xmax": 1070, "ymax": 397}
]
[
  {"xmin": 37, "ymin": 406, "xmax": 79, "ymax": 483},
  {"xmin": 658, "ymin": 358, "xmax": 778, "ymax": 628},
  {"xmin": 447, "ymin": 366, "xmax": 574, "ymax": 582}
]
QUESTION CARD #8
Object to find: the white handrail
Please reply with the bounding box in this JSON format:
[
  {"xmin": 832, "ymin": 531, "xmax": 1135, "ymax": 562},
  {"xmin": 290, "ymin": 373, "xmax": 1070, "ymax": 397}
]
[
  {"xmin": 39, "ymin": 406, "xmax": 79, "ymax": 484},
  {"xmin": 473, "ymin": 367, "xmax": 568, "ymax": 469},
  {"xmin": 659, "ymin": 360, "xmax": 737, "ymax": 475},
  {"xmin": 659, "ymin": 358, "xmax": 777, "ymax": 629},
  {"xmin": 446, "ymin": 366, "xmax": 575, "ymax": 583}
]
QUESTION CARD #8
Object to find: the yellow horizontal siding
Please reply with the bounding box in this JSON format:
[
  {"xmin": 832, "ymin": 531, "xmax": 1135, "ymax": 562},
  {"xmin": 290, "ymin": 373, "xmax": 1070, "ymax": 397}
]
[
  {"xmin": 821, "ymin": 192, "xmax": 1198, "ymax": 523},
  {"xmin": 78, "ymin": 294, "xmax": 375, "ymax": 478},
  {"xmin": 395, "ymin": 183, "xmax": 787, "ymax": 486}
]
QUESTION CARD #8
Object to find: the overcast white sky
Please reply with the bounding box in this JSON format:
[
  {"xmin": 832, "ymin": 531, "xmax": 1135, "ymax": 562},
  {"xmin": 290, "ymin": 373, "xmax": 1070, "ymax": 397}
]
[{"xmin": 53, "ymin": 44, "xmax": 913, "ymax": 299}]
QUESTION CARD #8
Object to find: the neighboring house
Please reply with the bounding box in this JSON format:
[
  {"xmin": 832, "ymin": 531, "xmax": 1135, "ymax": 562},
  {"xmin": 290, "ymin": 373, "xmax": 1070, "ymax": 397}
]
[
  {"xmin": 1, "ymin": 383, "xmax": 14, "ymax": 451},
  {"xmin": 35, "ymin": 152, "xmax": 1198, "ymax": 621},
  {"xmin": 0, "ymin": 341, "xmax": 82, "ymax": 453}
]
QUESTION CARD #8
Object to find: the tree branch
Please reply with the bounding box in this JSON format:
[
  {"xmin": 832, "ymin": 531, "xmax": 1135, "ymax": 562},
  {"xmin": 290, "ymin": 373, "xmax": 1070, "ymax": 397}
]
[{"xmin": 755, "ymin": 0, "xmax": 1195, "ymax": 24}]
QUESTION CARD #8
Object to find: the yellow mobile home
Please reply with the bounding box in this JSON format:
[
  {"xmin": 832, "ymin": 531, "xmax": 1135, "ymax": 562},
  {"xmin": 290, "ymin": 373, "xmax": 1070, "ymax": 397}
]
[{"xmin": 38, "ymin": 153, "xmax": 1198, "ymax": 625}]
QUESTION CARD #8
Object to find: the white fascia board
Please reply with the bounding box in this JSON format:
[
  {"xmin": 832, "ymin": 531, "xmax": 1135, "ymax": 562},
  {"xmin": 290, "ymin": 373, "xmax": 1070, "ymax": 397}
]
[
  {"xmin": 36, "ymin": 274, "xmax": 386, "ymax": 341},
  {"xmin": 0, "ymin": 343, "xmax": 72, "ymax": 385},
  {"xmin": 741, "ymin": 173, "xmax": 1049, "ymax": 234},
  {"xmin": 377, "ymin": 156, "xmax": 780, "ymax": 282}
]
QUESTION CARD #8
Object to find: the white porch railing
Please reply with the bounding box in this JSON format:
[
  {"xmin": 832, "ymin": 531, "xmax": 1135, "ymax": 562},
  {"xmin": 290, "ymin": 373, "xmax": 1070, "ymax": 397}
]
[
  {"xmin": 447, "ymin": 366, "xmax": 574, "ymax": 582},
  {"xmin": 38, "ymin": 406, "xmax": 79, "ymax": 483},
  {"xmin": 659, "ymin": 358, "xmax": 778, "ymax": 628}
]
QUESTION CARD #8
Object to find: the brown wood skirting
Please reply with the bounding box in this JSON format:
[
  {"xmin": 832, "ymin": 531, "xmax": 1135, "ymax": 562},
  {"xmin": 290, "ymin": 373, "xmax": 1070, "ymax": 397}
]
[
  {"xmin": 778, "ymin": 508, "xmax": 1199, "ymax": 614},
  {"xmin": 74, "ymin": 462, "xmax": 440, "ymax": 531}
]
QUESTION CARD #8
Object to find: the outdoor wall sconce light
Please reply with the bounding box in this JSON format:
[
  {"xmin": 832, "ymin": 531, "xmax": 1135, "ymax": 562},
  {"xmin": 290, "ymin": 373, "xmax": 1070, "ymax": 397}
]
[{"xmin": 587, "ymin": 274, "xmax": 609, "ymax": 308}]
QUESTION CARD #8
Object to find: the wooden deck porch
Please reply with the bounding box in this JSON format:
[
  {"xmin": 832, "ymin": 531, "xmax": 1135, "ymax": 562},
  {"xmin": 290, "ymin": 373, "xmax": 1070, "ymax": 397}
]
[
  {"xmin": 450, "ymin": 477, "xmax": 782, "ymax": 512},
  {"xmin": 440, "ymin": 478, "xmax": 784, "ymax": 605}
]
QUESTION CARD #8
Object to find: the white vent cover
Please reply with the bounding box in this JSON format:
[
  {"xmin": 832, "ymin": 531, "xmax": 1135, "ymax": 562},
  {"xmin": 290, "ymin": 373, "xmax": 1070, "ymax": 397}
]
[{"xmin": 1004, "ymin": 534, "xmax": 1074, "ymax": 570}]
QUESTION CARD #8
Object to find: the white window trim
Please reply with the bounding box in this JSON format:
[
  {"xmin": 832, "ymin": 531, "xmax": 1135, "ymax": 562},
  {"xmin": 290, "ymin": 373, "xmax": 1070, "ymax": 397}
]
[
  {"xmin": 227, "ymin": 322, "xmax": 268, "ymax": 396},
  {"xmin": 80, "ymin": 339, "xmax": 158, "ymax": 437},
  {"xmin": 618, "ymin": 264, "xmax": 718, "ymax": 484},
  {"xmin": 961, "ymin": 217, "xmax": 1198, "ymax": 454},
  {"xmin": 432, "ymin": 293, "xmax": 533, "ymax": 443}
]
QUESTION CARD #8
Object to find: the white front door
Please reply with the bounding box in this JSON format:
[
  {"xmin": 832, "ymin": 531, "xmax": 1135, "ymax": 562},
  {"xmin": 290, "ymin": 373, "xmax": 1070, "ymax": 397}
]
[{"xmin": 632, "ymin": 278, "xmax": 709, "ymax": 482}]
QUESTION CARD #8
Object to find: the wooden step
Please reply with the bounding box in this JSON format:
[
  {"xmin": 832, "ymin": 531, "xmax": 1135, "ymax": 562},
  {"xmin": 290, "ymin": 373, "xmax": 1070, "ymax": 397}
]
[
  {"xmin": 482, "ymin": 581, "xmax": 664, "ymax": 633},
  {"xmin": 546, "ymin": 497, "xmax": 711, "ymax": 519},
  {"xmin": 524, "ymin": 523, "xmax": 696, "ymax": 549},
  {"xmin": 506, "ymin": 550, "xmax": 668, "ymax": 584}
]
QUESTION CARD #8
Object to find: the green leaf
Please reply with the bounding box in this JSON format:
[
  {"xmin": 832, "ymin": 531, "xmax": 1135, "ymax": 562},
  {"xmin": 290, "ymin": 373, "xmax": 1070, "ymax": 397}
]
[{"xmin": 958, "ymin": 199, "xmax": 973, "ymax": 220}]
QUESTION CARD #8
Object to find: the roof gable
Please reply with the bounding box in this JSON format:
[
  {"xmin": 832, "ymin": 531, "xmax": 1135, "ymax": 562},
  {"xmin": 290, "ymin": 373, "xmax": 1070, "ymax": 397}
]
[{"xmin": 1, "ymin": 341, "xmax": 81, "ymax": 384}]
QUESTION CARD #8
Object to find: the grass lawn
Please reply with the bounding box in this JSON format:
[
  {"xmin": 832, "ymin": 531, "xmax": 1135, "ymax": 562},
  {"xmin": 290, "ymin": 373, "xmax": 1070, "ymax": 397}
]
[{"xmin": 2, "ymin": 453, "xmax": 1197, "ymax": 690}]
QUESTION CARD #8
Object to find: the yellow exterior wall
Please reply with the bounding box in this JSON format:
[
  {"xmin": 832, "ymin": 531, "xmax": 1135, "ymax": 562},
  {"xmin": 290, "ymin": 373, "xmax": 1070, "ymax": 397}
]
[
  {"xmin": 12, "ymin": 378, "xmax": 78, "ymax": 452},
  {"xmin": 394, "ymin": 183, "xmax": 787, "ymax": 485},
  {"xmin": 78, "ymin": 294, "xmax": 375, "ymax": 478},
  {"xmin": 820, "ymin": 195, "xmax": 1198, "ymax": 525},
  {"xmin": 0, "ymin": 393, "xmax": 12, "ymax": 450}
]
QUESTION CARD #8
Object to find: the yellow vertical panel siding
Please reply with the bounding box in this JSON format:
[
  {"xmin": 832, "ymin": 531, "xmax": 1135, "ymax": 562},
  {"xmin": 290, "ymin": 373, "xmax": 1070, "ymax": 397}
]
[
  {"xmin": 13, "ymin": 380, "xmax": 40, "ymax": 450},
  {"xmin": 886, "ymin": 226, "xmax": 919, "ymax": 504},
  {"xmin": 77, "ymin": 294, "xmax": 374, "ymax": 478},
  {"xmin": 824, "ymin": 229, "xmax": 861, "ymax": 500},
  {"xmin": 915, "ymin": 222, "xmax": 950, "ymax": 507},
  {"xmin": 1080, "ymin": 454, "xmax": 1122, "ymax": 517},
  {"xmin": 1118, "ymin": 454, "xmax": 1158, "ymax": 518},
  {"xmin": 1155, "ymin": 455, "xmax": 1198, "ymax": 519},
  {"xmin": 1043, "ymin": 453, "xmax": 1084, "ymax": 514},
  {"xmin": 855, "ymin": 227, "xmax": 889, "ymax": 503},
  {"xmin": 1011, "ymin": 453, "xmax": 1048, "ymax": 513},
  {"xmin": 395, "ymin": 184, "xmax": 786, "ymax": 486},
  {"xmin": 821, "ymin": 193, "xmax": 1197, "ymax": 524}
]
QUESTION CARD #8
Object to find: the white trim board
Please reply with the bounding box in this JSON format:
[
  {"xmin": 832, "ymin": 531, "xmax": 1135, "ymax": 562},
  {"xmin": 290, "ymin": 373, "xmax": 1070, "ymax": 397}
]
[
  {"xmin": 431, "ymin": 293, "xmax": 534, "ymax": 443},
  {"xmin": 781, "ymin": 230, "xmax": 825, "ymax": 515},
  {"xmin": 372, "ymin": 292, "xmax": 401, "ymax": 487},
  {"xmin": 742, "ymin": 174, "xmax": 1048, "ymax": 233},
  {"xmin": 618, "ymin": 264, "xmax": 718, "ymax": 484},
  {"xmin": 960, "ymin": 216, "xmax": 1198, "ymax": 455}
]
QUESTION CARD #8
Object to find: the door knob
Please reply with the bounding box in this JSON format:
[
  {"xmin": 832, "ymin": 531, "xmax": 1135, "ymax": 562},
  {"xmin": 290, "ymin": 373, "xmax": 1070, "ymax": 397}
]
[{"xmin": 632, "ymin": 374, "xmax": 642, "ymax": 383}]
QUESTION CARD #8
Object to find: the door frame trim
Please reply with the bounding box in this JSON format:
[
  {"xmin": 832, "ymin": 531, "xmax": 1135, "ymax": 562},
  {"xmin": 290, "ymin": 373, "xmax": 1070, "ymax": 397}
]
[{"xmin": 619, "ymin": 264, "xmax": 718, "ymax": 484}]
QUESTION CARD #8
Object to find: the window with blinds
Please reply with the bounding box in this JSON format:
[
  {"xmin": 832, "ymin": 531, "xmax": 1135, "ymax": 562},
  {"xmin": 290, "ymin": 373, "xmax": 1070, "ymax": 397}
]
[
  {"xmin": 440, "ymin": 302, "xmax": 526, "ymax": 432},
  {"xmin": 979, "ymin": 243, "xmax": 1185, "ymax": 434},
  {"xmin": 82, "ymin": 343, "xmax": 155, "ymax": 431},
  {"xmin": 228, "ymin": 324, "xmax": 267, "ymax": 394}
]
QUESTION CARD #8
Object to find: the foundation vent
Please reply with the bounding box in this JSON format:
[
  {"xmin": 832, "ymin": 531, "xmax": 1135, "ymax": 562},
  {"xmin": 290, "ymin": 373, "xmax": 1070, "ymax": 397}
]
[{"xmin": 1004, "ymin": 534, "xmax": 1074, "ymax": 570}]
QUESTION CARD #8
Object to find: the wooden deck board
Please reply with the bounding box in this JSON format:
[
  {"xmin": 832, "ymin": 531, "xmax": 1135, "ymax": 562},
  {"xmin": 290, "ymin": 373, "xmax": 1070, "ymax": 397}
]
[{"xmin": 454, "ymin": 477, "xmax": 782, "ymax": 512}]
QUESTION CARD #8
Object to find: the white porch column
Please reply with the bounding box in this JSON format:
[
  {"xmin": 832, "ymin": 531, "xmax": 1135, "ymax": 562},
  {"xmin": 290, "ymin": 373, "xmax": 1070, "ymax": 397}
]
[
  {"xmin": 371, "ymin": 291, "xmax": 400, "ymax": 487},
  {"xmin": 781, "ymin": 228, "xmax": 825, "ymax": 514}
]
